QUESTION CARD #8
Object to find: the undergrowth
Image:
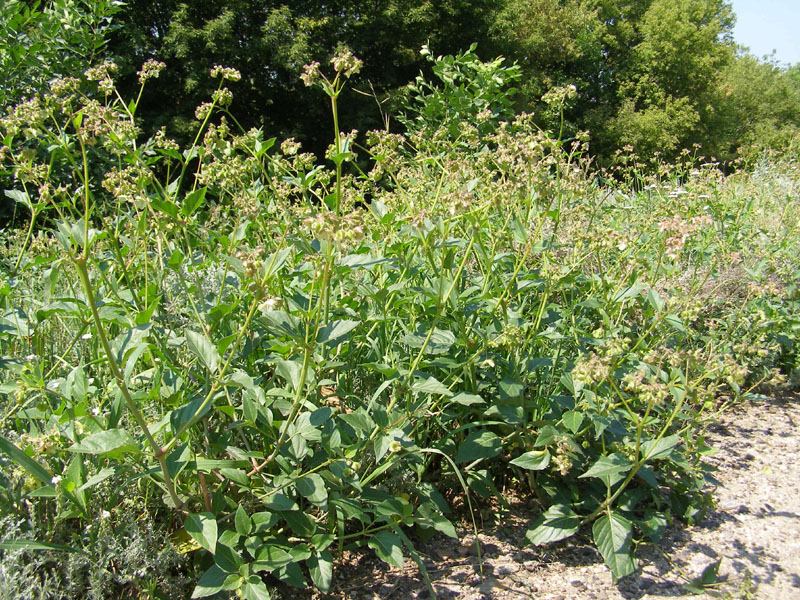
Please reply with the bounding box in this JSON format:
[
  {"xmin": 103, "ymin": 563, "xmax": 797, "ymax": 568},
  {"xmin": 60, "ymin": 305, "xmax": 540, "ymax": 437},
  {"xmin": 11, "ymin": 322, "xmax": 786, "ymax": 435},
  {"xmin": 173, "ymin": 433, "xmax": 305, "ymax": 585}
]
[{"xmin": 0, "ymin": 48, "xmax": 798, "ymax": 598}]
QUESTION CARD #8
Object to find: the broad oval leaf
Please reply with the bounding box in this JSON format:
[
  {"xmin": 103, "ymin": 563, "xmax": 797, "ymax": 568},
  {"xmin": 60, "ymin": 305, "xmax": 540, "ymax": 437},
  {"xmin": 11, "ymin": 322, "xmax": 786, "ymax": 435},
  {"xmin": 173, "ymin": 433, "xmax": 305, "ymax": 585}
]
[
  {"xmin": 592, "ymin": 511, "xmax": 637, "ymax": 580},
  {"xmin": 578, "ymin": 453, "xmax": 632, "ymax": 481},
  {"xmin": 367, "ymin": 530, "xmax": 404, "ymax": 568},
  {"xmin": 254, "ymin": 544, "xmax": 294, "ymax": 571},
  {"xmin": 308, "ymin": 550, "xmax": 333, "ymax": 592},
  {"xmin": 525, "ymin": 504, "xmax": 580, "ymax": 545},
  {"xmin": 400, "ymin": 326, "xmax": 456, "ymax": 355},
  {"xmin": 316, "ymin": 319, "xmax": 360, "ymax": 346},
  {"xmin": 296, "ymin": 473, "xmax": 328, "ymax": 506},
  {"xmin": 242, "ymin": 575, "xmax": 272, "ymax": 600},
  {"xmin": 185, "ymin": 513, "xmax": 218, "ymax": 554},
  {"xmin": 235, "ymin": 505, "xmax": 252, "ymax": 536},
  {"xmin": 510, "ymin": 449, "xmax": 551, "ymax": 471},
  {"xmin": 191, "ymin": 565, "xmax": 240, "ymax": 598},
  {"xmin": 412, "ymin": 374, "xmax": 453, "ymax": 397},
  {"xmin": 455, "ymin": 430, "xmax": 501, "ymax": 463},
  {"xmin": 186, "ymin": 330, "xmax": 220, "ymax": 373},
  {"xmin": 640, "ymin": 435, "xmax": 680, "ymax": 461},
  {"xmin": 69, "ymin": 429, "xmax": 140, "ymax": 456}
]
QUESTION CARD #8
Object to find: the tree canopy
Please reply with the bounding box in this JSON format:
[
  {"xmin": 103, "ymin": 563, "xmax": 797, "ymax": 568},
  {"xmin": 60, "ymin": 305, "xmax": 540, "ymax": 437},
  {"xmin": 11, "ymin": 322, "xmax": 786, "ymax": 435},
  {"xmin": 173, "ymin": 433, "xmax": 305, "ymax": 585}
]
[{"xmin": 3, "ymin": 0, "xmax": 799, "ymax": 167}]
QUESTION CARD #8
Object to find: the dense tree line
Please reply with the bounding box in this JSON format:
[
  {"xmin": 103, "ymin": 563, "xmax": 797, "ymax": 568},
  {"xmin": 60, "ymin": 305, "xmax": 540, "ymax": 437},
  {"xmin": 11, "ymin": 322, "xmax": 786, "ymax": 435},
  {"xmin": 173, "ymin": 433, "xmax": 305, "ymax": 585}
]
[{"xmin": 2, "ymin": 0, "xmax": 800, "ymax": 167}]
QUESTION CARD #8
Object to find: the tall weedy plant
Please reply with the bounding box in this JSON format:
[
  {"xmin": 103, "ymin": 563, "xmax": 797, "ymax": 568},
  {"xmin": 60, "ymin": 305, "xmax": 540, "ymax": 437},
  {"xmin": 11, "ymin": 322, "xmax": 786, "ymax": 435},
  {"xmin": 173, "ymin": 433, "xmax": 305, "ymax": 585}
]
[{"xmin": 0, "ymin": 45, "xmax": 798, "ymax": 599}]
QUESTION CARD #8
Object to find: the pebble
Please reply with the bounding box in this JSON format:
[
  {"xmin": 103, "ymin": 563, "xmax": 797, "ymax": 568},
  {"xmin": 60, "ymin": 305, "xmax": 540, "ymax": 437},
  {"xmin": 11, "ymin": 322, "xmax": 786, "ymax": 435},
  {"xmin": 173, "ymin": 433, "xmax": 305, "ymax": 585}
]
[
  {"xmin": 495, "ymin": 562, "xmax": 519, "ymax": 576},
  {"xmin": 523, "ymin": 560, "xmax": 539, "ymax": 572}
]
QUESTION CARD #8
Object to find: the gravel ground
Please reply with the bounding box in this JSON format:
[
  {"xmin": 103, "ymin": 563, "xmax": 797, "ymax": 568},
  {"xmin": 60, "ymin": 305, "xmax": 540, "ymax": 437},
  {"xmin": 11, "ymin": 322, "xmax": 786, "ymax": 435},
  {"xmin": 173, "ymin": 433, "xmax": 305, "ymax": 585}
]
[{"xmin": 295, "ymin": 393, "xmax": 800, "ymax": 600}]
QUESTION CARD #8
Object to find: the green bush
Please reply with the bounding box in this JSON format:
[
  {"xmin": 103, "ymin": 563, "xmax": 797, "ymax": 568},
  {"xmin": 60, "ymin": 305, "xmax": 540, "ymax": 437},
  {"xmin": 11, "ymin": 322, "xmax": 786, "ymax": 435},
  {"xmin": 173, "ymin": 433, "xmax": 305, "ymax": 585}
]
[{"xmin": 0, "ymin": 47, "xmax": 798, "ymax": 598}]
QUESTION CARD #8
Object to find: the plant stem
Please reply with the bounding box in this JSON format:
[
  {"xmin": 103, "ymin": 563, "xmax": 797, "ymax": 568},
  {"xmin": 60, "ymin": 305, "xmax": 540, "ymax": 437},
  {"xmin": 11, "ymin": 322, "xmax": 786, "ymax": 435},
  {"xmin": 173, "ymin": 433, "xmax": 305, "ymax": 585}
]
[{"xmin": 72, "ymin": 257, "xmax": 183, "ymax": 509}]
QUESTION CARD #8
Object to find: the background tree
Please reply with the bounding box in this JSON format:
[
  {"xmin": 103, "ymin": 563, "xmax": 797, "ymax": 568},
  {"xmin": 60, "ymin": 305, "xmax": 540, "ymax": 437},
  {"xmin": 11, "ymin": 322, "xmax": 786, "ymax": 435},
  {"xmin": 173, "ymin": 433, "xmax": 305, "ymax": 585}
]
[
  {"xmin": 0, "ymin": 0, "xmax": 120, "ymax": 225},
  {"xmin": 106, "ymin": 0, "xmax": 500, "ymax": 154}
]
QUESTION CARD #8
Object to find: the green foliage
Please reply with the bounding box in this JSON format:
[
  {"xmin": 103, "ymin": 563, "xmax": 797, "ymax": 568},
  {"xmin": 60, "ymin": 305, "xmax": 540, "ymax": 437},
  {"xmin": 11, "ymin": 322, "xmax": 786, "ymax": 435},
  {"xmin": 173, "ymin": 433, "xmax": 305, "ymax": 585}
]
[
  {"xmin": 399, "ymin": 43, "xmax": 522, "ymax": 139},
  {"xmin": 0, "ymin": 0, "xmax": 121, "ymax": 226},
  {"xmin": 0, "ymin": 46, "xmax": 799, "ymax": 597},
  {"xmin": 105, "ymin": 0, "xmax": 501, "ymax": 152},
  {"xmin": 82, "ymin": 0, "xmax": 800, "ymax": 167},
  {"xmin": 0, "ymin": 0, "xmax": 120, "ymax": 110}
]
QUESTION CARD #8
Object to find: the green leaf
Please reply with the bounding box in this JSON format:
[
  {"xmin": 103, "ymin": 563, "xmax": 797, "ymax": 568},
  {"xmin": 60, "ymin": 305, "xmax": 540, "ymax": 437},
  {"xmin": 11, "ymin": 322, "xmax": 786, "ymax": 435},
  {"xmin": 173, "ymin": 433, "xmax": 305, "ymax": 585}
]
[
  {"xmin": 592, "ymin": 512, "xmax": 637, "ymax": 580},
  {"xmin": 0, "ymin": 539, "xmax": 82, "ymax": 553},
  {"xmin": 182, "ymin": 187, "xmax": 207, "ymax": 217},
  {"xmin": 66, "ymin": 366, "xmax": 88, "ymax": 403},
  {"xmin": 191, "ymin": 565, "xmax": 240, "ymax": 598},
  {"xmin": 262, "ymin": 247, "xmax": 291, "ymax": 278},
  {"xmin": 642, "ymin": 510, "xmax": 668, "ymax": 542},
  {"xmin": 682, "ymin": 559, "xmax": 721, "ymax": 594},
  {"xmin": 368, "ymin": 530, "xmax": 404, "ymax": 568},
  {"xmin": 261, "ymin": 493, "xmax": 298, "ymax": 511},
  {"xmin": 215, "ymin": 541, "xmax": 244, "ymax": 573},
  {"xmin": 254, "ymin": 544, "xmax": 294, "ymax": 571},
  {"xmin": 296, "ymin": 473, "xmax": 327, "ymax": 507},
  {"xmin": 281, "ymin": 511, "xmax": 316, "ymax": 537},
  {"xmin": 170, "ymin": 396, "xmax": 211, "ymax": 435},
  {"xmin": 525, "ymin": 504, "xmax": 580, "ymax": 545},
  {"xmin": 276, "ymin": 359, "xmax": 304, "ymax": 390},
  {"xmin": 69, "ymin": 429, "xmax": 140, "ymax": 456},
  {"xmin": 665, "ymin": 314, "xmax": 685, "ymax": 333},
  {"xmin": 185, "ymin": 513, "xmax": 218, "ymax": 554},
  {"xmin": 77, "ymin": 467, "xmax": 116, "ymax": 491},
  {"xmin": 186, "ymin": 330, "xmax": 220, "ymax": 373},
  {"xmin": 400, "ymin": 326, "xmax": 456, "ymax": 355},
  {"xmin": 534, "ymin": 425, "xmax": 561, "ymax": 447},
  {"xmin": 578, "ymin": 453, "xmax": 632, "ymax": 485},
  {"xmin": 5, "ymin": 189, "xmax": 31, "ymax": 209},
  {"xmin": 498, "ymin": 376, "xmax": 524, "ymax": 400},
  {"xmin": 235, "ymin": 505, "xmax": 252, "ymax": 536},
  {"xmin": 455, "ymin": 430, "xmax": 501, "ymax": 463},
  {"xmin": 450, "ymin": 392, "xmax": 484, "ymax": 406},
  {"xmin": 640, "ymin": 435, "xmax": 680, "ymax": 460},
  {"xmin": 242, "ymin": 575, "xmax": 271, "ymax": 600},
  {"xmin": 412, "ymin": 374, "xmax": 453, "ymax": 397},
  {"xmin": 308, "ymin": 550, "xmax": 333, "ymax": 592},
  {"xmin": 0, "ymin": 434, "xmax": 52, "ymax": 485},
  {"xmin": 316, "ymin": 319, "xmax": 360, "ymax": 346},
  {"xmin": 339, "ymin": 409, "xmax": 376, "ymax": 433},
  {"xmin": 561, "ymin": 410, "xmax": 584, "ymax": 434},
  {"xmin": 510, "ymin": 449, "xmax": 551, "ymax": 470},
  {"xmin": 647, "ymin": 287, "xmax": 665, "ymax": 312}
]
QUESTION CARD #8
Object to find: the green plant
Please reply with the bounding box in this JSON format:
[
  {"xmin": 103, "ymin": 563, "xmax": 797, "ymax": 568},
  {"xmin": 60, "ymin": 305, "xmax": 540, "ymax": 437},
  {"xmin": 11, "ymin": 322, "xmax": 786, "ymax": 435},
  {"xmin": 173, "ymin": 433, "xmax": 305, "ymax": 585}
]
[{"xmin": 0, "ymin": 44, "xmax": 798, "ymax": 598}]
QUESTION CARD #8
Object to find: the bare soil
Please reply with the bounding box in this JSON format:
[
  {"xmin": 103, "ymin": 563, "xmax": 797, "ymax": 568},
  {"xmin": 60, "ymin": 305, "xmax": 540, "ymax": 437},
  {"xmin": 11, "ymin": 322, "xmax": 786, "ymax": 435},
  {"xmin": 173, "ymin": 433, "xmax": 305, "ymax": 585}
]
[{"xmin": 291, "ymin": 393, "xmax": 800, "ymax": 600}]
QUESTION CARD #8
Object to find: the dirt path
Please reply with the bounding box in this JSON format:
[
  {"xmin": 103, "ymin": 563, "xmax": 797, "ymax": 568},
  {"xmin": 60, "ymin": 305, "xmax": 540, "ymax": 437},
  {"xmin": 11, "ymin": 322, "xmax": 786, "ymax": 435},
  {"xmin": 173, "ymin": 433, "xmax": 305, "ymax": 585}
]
[{"xmin": 299, "ymin": 394, "xmax": 800, "ymax": 600}]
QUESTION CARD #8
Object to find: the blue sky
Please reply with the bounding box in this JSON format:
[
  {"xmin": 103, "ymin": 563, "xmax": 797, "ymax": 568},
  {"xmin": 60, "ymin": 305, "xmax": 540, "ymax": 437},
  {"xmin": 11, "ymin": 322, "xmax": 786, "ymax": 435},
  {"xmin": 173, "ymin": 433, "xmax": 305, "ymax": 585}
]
[{"xmin": 729, "ymin": 0, "xmax": 800, "ymax": 65}]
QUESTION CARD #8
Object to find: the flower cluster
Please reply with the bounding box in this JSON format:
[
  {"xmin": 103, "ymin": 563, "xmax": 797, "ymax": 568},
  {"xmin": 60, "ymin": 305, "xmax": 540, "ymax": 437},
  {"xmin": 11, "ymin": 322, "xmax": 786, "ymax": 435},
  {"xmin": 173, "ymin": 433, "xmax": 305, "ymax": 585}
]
[
  {"xmin": 102, "ymin": 165, "xmax": 153, "ymax": 207},
  {"xmin": 572, "ymin": 352, "xmax": 612, "ymax": 386},
  {"xmin": 330, "ymin": 48, "xmax": 362, "ymax": 77},
  {"xmin": 489, "ymin": 325, "xmax": 524, "ymax": 350},
  {"xmin": 85, "ymin": 61, "xmax": 118, "ymax": 95},
  {"xmin": 658, "ymin": 214, "xmax": 713, "ymax": 258},
  {"xmin": 300, "ymin": 61, "xmax": 322, "ymax": 87},
  {"xmin": 210, "ymin": 65, "xmax": 241, "ymax": 82},
  {"xmin": 303, "ymin": 210, "xmax": 365, "ymax": 248},
  {"xmin": 541, "ymin": 84, "xmax": 578, "ymax": 108},
  {"xmin": 280, "ymin": 137, "xmax": 302, "ymax": 156},
  {"xmin": 212, "ymin": 87, "xmax": 234, "ymax": 107},
  {"xmin": 137, "ymin": 59, "xmax": 166, "ymax": 84},
  {"xmin": 621, "ymin": 367, "xmax": 668, "ymax": 407},
  {"xmin": 552, "ymin": 439, "xmax": 574, "ymax": 476},
  {"xmin": 195, "ymin": 102, "xmax": 213, "ymax": 121}
]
